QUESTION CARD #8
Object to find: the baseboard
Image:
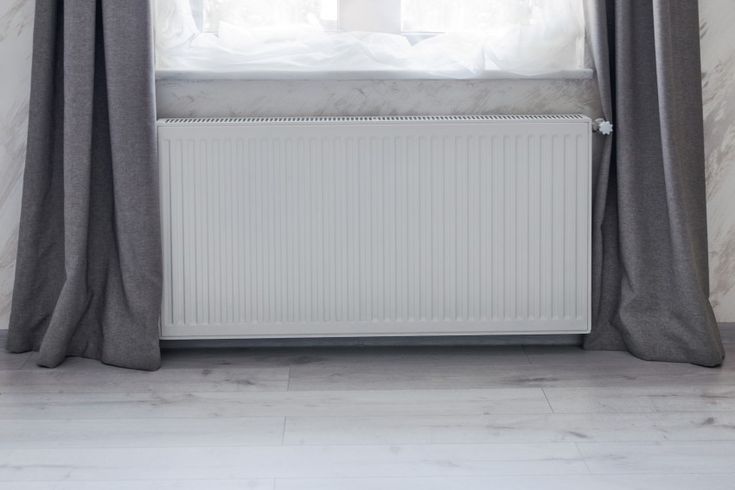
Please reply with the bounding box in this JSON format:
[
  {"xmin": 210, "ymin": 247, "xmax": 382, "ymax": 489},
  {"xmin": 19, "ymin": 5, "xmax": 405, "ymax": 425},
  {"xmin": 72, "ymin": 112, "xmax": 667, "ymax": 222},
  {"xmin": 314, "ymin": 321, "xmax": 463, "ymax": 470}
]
[
  {"xmin": 160, "ymin": 334, "xmax": 584, "ymax": 350},
  {"xmin": 5, "ymin": 324, "xmax": 733, "ymax": 351},
  {"xmin": 0, "ymin": 326, "xmax": 582, "ymax": 350},
  {"xmin": 159, "ymin": 323, "xmax": 734, "ymax": 349}
]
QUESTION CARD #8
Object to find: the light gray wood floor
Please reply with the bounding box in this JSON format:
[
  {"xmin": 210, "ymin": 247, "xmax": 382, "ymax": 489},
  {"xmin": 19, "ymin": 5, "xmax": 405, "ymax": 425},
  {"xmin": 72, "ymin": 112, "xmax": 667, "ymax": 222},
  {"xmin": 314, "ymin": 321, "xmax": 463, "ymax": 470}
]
[{"xmin": 1, "ymin": 328, "xmax": 735, "ymax": 489}]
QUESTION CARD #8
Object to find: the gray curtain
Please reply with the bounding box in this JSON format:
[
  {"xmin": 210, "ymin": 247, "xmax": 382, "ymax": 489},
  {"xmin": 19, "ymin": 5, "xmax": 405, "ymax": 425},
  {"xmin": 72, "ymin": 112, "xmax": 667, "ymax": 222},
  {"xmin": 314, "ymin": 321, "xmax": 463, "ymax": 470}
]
[
  {"xmin": 5, "ymin": 0, "xmax": 161, "ymax": 370},
  {"xmin": 585, "ymin": 0, "xmax": 724, "ymax": 366}
]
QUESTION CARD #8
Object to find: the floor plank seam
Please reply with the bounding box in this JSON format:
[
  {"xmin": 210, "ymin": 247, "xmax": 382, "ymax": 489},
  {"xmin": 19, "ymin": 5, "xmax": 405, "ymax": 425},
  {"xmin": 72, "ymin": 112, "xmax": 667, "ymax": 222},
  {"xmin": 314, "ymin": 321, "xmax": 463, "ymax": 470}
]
[
  {"xmin": 520, "ymin": 344, "xmax": 533, "ymax": 364},
  {"xmin": 574, "ymin": 441, "xmax": 595, "ymax": 475},
  {"xmin": 0, "ymin": 441, "xmax": 624, "ymax": 450},
  {"xmin": 19, "ymin": 354, "xmax": 33, "ymax": 370},
  {"xmin": 540, "ymin": 387, "xmax": 555, "ymax": 413},
  {"xmin": 281, "ymin": 417, "xmax": 288, "ymax": 445},
  {"xmin": 7, "ymin": 432, "xmax": 735, "ymax": 450}
]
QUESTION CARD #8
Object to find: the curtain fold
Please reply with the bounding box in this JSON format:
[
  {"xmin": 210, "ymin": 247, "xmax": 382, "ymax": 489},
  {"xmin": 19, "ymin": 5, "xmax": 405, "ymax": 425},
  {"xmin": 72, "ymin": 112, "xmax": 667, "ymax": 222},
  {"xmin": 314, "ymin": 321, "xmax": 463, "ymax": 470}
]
[
  {"xmin": 5, "ymin": 0, "xmax": 161, "ymax": 370},
  {"xmin": 585, "ymin": 0, "xmax": 725, "ymax": 366},
  {"xmin": 5, "ymin": 0, "xmax": 724, "ymax": 370}
]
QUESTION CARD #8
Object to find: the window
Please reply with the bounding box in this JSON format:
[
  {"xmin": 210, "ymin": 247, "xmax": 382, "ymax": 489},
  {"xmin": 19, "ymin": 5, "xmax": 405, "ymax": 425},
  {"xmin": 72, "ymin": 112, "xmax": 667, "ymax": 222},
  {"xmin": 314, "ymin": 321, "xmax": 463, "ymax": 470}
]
[{"xmin": 154, "ymin": 0, "xmax": 586, "ymax": 78}]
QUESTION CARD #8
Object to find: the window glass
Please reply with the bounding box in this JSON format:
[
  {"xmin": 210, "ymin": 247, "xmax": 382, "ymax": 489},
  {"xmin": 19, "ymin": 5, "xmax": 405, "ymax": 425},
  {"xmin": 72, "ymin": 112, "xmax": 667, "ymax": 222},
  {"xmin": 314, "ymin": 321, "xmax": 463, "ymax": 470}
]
[{"xmin": 155, "ymin": 0, "xmax": 586, "ymax": 78}]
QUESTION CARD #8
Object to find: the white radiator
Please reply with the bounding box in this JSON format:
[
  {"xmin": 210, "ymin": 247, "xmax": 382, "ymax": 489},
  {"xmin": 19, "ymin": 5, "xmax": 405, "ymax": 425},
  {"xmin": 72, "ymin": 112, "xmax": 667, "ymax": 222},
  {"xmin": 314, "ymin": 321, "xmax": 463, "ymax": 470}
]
[{"xmin": 157, "ymin": 115, "xmax": 591, "ymax": 339}]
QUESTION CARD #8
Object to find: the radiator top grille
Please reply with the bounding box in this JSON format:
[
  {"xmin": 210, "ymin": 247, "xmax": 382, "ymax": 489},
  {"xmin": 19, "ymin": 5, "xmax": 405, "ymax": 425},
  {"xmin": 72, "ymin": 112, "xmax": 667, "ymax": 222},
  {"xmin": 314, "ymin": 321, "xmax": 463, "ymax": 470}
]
[{"xmin": 158, "ymin": 114, "xmax": 590, "ymax": 126}]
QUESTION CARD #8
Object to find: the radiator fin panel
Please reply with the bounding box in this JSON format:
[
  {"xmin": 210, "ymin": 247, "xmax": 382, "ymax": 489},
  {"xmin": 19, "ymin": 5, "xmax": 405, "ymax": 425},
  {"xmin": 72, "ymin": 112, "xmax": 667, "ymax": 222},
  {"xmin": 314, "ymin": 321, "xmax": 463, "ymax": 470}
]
[{"xmin": 159, "ymin": 118, "xmax": 591, "ymax": 338}]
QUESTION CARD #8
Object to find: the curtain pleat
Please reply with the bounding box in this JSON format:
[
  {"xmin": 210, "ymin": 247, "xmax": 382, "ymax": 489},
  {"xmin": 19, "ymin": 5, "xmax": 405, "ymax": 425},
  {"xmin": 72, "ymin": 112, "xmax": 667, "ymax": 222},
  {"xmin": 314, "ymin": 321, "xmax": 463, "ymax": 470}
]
[
  {"xmin": 584, "ymin": 0, "xmax": 724, "ymax": 366},
  {"xmin": 6, "ymin": 0, "xmax": 161, "ymax": 370},
  {"xmin": 6, "ymin": 0, "xmax": 725, "ymax": 369}
]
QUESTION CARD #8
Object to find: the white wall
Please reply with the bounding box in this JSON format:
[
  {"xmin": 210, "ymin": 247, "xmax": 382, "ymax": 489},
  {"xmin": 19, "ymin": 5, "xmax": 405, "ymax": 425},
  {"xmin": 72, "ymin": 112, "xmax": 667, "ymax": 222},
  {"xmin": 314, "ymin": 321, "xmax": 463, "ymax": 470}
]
[{"xmin": 0, "ymin": 1, "xmax": 733, "ymax": 330}]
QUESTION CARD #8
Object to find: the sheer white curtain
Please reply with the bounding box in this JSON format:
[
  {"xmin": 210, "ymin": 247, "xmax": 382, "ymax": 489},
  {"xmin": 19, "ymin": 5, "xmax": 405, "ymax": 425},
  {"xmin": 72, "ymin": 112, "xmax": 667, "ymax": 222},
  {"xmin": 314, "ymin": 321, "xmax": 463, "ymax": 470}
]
[{"xmin": 155, "ymin": 0, "xmax": 586, "ymax": 77}]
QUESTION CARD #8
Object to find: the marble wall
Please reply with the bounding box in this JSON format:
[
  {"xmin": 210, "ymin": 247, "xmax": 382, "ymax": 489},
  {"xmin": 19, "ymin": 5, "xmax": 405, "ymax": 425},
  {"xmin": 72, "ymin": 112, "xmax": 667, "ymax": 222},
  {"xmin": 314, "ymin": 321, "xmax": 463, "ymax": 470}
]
[
  {"xmin": 0, "ymin": 1, "xmax": 733, "ymax": 329},
  {"xmin": 156, "ymin": 78, "xmax": 600, "ymax": 118},
  {"xmin": 701, "ymin": 0, "xmax": 735, "ymax": 322},
  {"xmin": 0, "ymin": 0, "xmax": 33, "ymax": 330}
]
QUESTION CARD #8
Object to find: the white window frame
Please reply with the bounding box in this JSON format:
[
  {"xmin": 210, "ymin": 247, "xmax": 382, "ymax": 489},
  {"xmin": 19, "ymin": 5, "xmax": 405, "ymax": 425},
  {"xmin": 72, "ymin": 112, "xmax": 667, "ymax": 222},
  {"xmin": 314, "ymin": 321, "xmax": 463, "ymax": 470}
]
[{"xmin": 340, "ymin": 0, "xmax": 401, "ymax": 33}]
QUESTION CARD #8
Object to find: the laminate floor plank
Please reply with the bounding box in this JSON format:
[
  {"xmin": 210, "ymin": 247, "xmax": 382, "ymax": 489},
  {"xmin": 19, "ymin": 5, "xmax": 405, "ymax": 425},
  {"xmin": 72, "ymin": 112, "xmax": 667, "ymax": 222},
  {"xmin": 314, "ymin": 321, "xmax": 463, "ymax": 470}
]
[
  {"xmin": 577, "ymin": 441, "xmax": 735, "ymax": 474},
  {"xmin": 0, "ymin": 388, "xmax": 552, "ymax": 420},
  {"xmin": 544, "ymin": 385, "xmax": 735, "ymax": 413},
  {"xmin": 287, "ymin": 356, "xmax": 735, "ymax": 390},
  {"xmin": 273, "ymin": 474, "xmax": 735, "ymax": 490},
  {"xmin": 0, "ymin": 443, "xmax": 587, "ymax": 481},
  {"xmin": 0, "ymin": 417, "xmax": 285, "ymax": 449},
  {"xmin": 0, "ymin": 350, "xmax": 28, "ymax": 371},
  {"xmin": 524, "ymin": 345, "xmax": 734, "ymax": 369},
  {"xmin": 0, "ymin": 481, "xmax": 275, "ymax": 490},
  {"xmin": 283, "ymin": 411, "xmax": 735, "ymax": 445},
  {"xmin": 155, "ymin": 345, "xmax": 531, "ymax": 370},
  {"xmin": 0, "ymin": 366, "xmax": 290, "ymax": 393}
]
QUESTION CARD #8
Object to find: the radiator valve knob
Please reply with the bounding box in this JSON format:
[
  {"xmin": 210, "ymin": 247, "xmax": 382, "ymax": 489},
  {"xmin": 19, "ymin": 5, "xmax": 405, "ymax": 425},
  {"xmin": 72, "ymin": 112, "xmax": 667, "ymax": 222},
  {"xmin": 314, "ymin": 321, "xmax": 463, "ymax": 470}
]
[{"xmin": 594, "ymin": 118, "xmax": 614, "ymax": 136}]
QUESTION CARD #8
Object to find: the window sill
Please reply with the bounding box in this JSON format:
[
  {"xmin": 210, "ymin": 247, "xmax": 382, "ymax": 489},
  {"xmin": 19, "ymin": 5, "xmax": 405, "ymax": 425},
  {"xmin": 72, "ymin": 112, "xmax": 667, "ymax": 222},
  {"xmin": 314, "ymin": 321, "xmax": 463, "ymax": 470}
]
[{"xmin": 155, "ymin": 68, "xmax": 594, "ymax": 82}]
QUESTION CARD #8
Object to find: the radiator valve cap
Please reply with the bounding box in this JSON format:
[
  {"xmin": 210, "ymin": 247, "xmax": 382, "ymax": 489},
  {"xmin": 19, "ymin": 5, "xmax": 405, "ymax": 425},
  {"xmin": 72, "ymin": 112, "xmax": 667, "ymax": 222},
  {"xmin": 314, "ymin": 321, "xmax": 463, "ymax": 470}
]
[{"xmin": 594, "ymin": 118, "xmax": 614, "ymax": 135}]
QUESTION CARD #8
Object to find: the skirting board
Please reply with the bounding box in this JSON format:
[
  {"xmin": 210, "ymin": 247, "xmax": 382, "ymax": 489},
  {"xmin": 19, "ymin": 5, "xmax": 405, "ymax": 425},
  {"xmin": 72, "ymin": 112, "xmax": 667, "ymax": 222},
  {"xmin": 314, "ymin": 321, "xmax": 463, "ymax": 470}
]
[
  {"xmin": 160, "ymin": 334, "xmax": 585, "ymax": 349},
  {"xmin": 3, "ymin": 325, "xmax": 734, "ymax": 350},
  {"xmin": 157, "ymin": 322, "xmax": 734, "ymax": 348}
]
